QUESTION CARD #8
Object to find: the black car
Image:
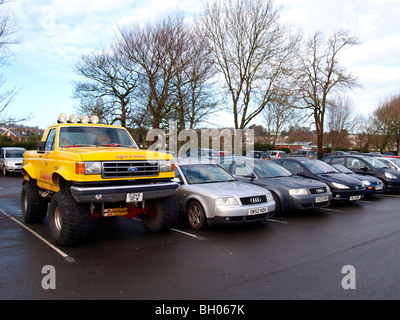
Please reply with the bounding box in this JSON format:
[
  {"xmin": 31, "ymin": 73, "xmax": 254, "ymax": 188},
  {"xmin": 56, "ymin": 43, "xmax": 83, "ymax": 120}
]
[
  {"xmin": 219, "ymin": 158, "xmax": 332, "ymax": 214},
  {"xmin": 273, "ymin": 157, "xmax": 365, "ymax": 202},
  {"xmin": 323, "ymin": 155, "xmax": 400, "ymax": 192}
]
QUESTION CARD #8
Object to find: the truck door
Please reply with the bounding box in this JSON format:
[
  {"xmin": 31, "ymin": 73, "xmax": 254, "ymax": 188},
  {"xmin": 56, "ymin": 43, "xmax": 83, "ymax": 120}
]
[{"xmin": 37, "ymin": 129, "xmax": 57, "ymax": 190}]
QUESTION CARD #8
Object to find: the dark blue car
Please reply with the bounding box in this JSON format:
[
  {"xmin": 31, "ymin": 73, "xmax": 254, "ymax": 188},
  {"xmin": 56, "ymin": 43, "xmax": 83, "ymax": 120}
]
[{"xmin": 330, "ymin": 164, "xmax": 384, "ymax": 195}]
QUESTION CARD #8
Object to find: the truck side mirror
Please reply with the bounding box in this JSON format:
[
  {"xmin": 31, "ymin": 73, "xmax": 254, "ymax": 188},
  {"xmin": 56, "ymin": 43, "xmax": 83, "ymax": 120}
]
[{"xmin": 37, "ymin": 141, "xmax": 46, "ymax": 154}]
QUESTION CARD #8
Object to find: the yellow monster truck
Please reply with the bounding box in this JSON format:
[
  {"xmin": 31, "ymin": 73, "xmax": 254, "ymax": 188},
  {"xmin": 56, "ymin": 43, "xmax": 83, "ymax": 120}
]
[{"xmin": 21, "ymin": 114, "xmax": 179, "ymax": 246}]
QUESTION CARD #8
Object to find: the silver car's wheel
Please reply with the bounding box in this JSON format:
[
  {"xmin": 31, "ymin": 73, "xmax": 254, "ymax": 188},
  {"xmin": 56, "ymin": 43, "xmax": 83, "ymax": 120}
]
[{"xmin": 187, "ymin": 201, "xmax": 207, "ymax": 230}]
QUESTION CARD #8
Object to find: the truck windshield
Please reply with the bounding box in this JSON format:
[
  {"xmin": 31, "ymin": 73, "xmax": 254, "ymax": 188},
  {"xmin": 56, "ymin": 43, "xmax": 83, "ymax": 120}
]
[{"xmin": 59, "ymin": 126, "xmax": 138, "ymax": 149}]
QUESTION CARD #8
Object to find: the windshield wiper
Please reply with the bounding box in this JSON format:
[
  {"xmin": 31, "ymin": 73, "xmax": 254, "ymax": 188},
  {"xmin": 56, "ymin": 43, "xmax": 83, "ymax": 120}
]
[
  {"xmin": 63, "ymin": 144, "xmax": 96, "ymax": 148},
  {"xmin": 98, "ymin": 143, "xmax": 135, "ymax": 148}
]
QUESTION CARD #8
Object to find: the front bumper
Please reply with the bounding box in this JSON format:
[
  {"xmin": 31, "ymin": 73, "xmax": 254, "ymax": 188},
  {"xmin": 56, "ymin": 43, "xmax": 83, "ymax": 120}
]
[
  {"xmin": 331, "ymin": 188, "xmax": 365, "ymax": 201},
  {"xmin": 285, "ymin": 193, "xmax": 333, "ymax": 211},
  {"xmin": 207, "ymin": 201, "xmax": 276, "ymax": 226},
  {"xmin": 386, "ymin": 180, "xmax": 400, "ymax": 190},
  {"xmin": 71, "ymin": 182, "xmax": 179, "ymax": 203},
  {"xmin": 5, "ymin": 164, "xmax": 23, "ymax": 173}
]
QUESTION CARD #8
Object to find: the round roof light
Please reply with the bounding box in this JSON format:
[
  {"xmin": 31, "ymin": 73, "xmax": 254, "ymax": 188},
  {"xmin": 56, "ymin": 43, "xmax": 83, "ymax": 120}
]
[
  {"xmin": 69, "ymin": 114, "xmax": 79, "ymax": 124},
  {"xmin": 90, "ymin": 115, "xmax": 100, "ymax": 124},
  {"xmin": 81, "ymin": 115, "xmax": 90, "ymax": 124},
  {"xmin": 58, "ymin": 113, "xmax": 68, "ymax": 124}
]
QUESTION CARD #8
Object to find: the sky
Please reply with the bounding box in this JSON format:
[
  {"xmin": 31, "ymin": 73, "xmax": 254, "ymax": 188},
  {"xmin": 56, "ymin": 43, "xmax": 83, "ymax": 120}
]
[{"xmin": 1, "ymin": 0, "xmax": 400, "ymax": 129}]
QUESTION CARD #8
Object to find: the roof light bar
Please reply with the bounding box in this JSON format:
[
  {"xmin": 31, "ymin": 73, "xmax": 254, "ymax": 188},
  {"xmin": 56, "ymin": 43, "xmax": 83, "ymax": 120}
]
[{"xmin": 57, "ymin": 114, "xmax": 101, "ymax": 124}]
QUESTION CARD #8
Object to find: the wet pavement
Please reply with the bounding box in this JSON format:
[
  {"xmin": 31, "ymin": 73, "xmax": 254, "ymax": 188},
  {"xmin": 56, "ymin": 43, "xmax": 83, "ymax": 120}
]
[{"xmin": 1, "ymin": 174, "xmax": 400, "ymax": 302}]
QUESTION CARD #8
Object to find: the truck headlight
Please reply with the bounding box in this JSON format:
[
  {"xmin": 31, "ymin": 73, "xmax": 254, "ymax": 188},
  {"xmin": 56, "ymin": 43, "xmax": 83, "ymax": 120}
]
[
  {"xmin": 159, "ymin": 161, "xmax": 175, "ymax": 172},
  {"xmin": 289, "ymin": 188, "xmax": 308, "ymax": 196},
  {"xmin": 76, "ymin": 162, "xmax": 102, "ymax": 175},
  {"xmin": 215, "ymin": 197, "xmax": 239, "ymax": 206}
]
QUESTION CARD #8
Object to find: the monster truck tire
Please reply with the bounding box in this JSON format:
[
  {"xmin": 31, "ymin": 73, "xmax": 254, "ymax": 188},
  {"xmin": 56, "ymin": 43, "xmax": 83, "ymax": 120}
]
[
  {"xmin": 48, "ymin": 189, "xmax": 90, "ymax": 246},
  {"xmin": 140, "ymin": 195, "xmax": 179, "ymax": 232},
  {"xmin": 21, "ymin": 180, "xmax": 48, "ymax": 223}
]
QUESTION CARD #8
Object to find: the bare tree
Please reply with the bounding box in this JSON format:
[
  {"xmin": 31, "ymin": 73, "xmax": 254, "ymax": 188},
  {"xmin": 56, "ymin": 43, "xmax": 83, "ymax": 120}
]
[
  {"xmin": 371, "ymin": 94, "xmax": 400, "ymax": 154},
  {"xmin": 172, "ymin": 29, "xmax": 220, "ymax": 131},
  {"xmin": 73, "ymin": 47, "xmax": 140, "ymax": 128},
  {"xmin": 326, "ymin": 96, "xmax": 358, "ymax": 153},
  {"xmin": 261, "ymin": 91, "xmax": 305, "ymax": 146},
  {"xmin": 296, "ymin": 30, "xmax": 360, "ymax": 157},
  {"xmin": 116, "ymin": 15, "xmax": 187, "ymax": 130},
  {"xmin": 198, "ymin": 0, "xmax": 300, "ymax": 129},
  {"xmin": 0, "ymin": 0, "xmax": 20, "ymax": 122}
]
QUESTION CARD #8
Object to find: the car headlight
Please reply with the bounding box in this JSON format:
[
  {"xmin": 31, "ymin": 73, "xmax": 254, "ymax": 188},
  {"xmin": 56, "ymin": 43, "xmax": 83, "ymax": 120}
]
[
  {"xmin": 385, "ymin": 172, "xmax": 397, "ymax": 179},
  {"xmin": 215, "ymin": 197, "xmax": 239, "ymax": 206},
  {"xmin": 362, "ymin": 180, "xmax": 370, "ymax": 186},
  {"xmin": 76, "ymin": 162, "xmax": 102, "ymax": 175},
  {"xmin": 266, "ymin": 192, "xmax": 274, "ymax": 202},
  {"xmin": 289, "ymin": 188, "xmax": 308, "ymax": 196},
  {"xmin": 5, "ymin": 161, "xmax": 15, "ymax": 166},
  {"xmin": 331, "ymin": 182, "xmax": 349, "ymax": 189},
  {"xmin": 160, "ymin": 161, "xmax": 175, "ymax": 172}
]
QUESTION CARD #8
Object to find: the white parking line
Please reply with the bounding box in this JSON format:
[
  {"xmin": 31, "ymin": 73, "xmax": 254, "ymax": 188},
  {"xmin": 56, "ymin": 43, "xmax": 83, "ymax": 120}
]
[
  {"xmin": 0, "ymin": 209, "xmax": 75, "ymax": 263},
  {"xmin": 319, "ymin": 208, "xmax": 343, "ymax": 213},
  {"xmin": 379, "ymin": 194, "xmax": 400, "ymax": 198},
  {"xmin": 171, "ymin": 228, "xmax": 206, "ymax": 240},
  {"xmin": 267, "ymin": 218, "xmax": 288, "ymax": 224},
  {"xmin": 133, "ymin": 218, "xmax": 205, "ymax": 240}
]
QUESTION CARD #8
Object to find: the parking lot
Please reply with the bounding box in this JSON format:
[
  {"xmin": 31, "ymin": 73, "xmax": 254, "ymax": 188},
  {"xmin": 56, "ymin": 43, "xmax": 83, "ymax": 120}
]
[{"xmin": 1, "ymin": 174, "xmax": 400, "ymax": 302}]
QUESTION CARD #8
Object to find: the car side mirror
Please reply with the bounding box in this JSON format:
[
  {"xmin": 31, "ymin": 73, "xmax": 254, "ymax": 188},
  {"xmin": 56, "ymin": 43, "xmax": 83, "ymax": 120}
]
[
  {"xmin": 360, "ymin": 166, "xmax": 368, "ymax": 172},
  {"xmin": 243, "ymin": 173, "xmax": 256, "ymax": 180},
  {"xmin": 172, "ymin": 177, "xmax": 183, "ymax": 184},
  {"xmin": 37, "ymin": 141, "xmax": 46, "ymax": 154}
]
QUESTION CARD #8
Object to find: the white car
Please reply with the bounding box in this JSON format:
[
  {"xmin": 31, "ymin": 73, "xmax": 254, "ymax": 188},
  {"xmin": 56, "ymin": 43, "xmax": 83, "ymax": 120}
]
[
  {"xmin": 174, "ymin": 159, "xmax": 276, "ymax": 230},
  {"xmin": 0, "ymin": 147, "xmax": 26, "ymax": 175}
]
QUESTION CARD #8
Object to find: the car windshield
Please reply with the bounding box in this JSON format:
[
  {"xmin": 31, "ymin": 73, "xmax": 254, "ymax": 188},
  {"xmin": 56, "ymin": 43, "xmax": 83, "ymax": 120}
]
[
  {"xmin": 59, "ymin": 126, "xmax": 138, "ymax": 148},
  {"xmin": 363, "ymin": 157, "xmax": 388, "ymax": 169},
  {"xmin": 331, "ymin": 164, "xmax": 353, "ymax": 174},
  {"xmin": 5, "ymin": 150, "xmax": 25, "ymax": 158},
  {"xmin": 388, "ymin": 158, "xmax": 400, "ymax": 166},
  {"xmin": 301, "ymin": 160, "xmax": 339, "ymax": 174},
  {"xmin": 253, "ymin": 161, "xmax": 292, "ymax": 178},
  {"xmin": 179, "ymin": 164, "xmax": 236, "ymax": 185}
]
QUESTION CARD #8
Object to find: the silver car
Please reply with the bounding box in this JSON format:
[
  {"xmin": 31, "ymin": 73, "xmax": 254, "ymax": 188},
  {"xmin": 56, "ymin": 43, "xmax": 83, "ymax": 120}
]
[
  {"xmin": 174, "ymin": 159, "xmax": 276, "ymax": 230},
  {"xmin": 0, "ymin": 147, "xmax": 26, "ymax": 175}
]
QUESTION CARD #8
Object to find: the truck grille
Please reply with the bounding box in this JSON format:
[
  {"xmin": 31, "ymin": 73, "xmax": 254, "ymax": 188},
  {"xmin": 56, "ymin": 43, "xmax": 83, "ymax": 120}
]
[{"xmin": 102, "ymin": 161, "xmax": 159, "ymax": 178}]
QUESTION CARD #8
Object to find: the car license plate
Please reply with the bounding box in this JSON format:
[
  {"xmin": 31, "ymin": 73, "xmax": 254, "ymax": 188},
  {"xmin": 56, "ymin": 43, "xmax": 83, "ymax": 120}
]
[
  {"xmin": 126, "ymin": 193, "xmax": 143, "ymax": 203},
  {"xmin": 375, "ymin": 186, "xmax": 383, "ymax": 191},
  {"xmin": 249, "ymin": 207, "xmax": 268, "ymax": 215},
  {"xmin": 350, "ymin": 195, "xmax": 362, "ymax": 201},
  {"xmin": 316, "ymin": 196, "xmax": 329, "ymax": 203}
]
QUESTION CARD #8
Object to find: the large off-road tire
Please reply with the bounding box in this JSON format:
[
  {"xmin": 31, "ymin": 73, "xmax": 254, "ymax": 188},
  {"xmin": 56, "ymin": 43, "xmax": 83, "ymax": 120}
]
[
  {"xmin": 21, "ymin": 180, "xmax": 48, "ymax": 223},
  {"xmin": 48, "ymin": 189, "xmax": 90, "ymax": 246},
  {"xmin": 141, "ymin": 196, "xmax": 179, "ymax": 232}
]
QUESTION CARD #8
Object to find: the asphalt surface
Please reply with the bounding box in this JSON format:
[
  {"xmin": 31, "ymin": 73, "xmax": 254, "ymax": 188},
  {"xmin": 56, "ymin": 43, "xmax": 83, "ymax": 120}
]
[{"xmin": 1, "ymin": 174, "xmax": 400, "ymax": 302}]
